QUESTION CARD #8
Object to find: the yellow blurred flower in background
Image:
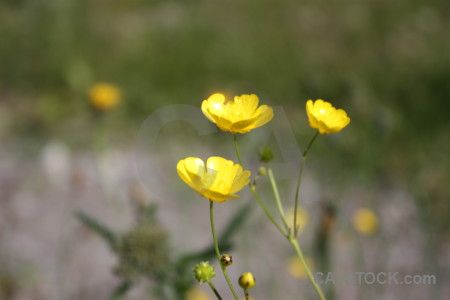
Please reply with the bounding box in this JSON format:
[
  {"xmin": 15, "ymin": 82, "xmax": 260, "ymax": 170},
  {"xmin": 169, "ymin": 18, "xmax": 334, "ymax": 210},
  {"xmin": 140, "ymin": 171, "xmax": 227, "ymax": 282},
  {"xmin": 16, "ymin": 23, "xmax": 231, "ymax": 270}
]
[
  {"xmin": 185, "ymin": 286, "xmax": 212, "ymax": 300},
  {"xmin": 89, "ymin": 83, "xmax": 121, "ymax": 111},
  {"xmin": 306, "ymin": 99, "xmax": 350, "ymax": 134},
  {"xmin": 352, "ymin": 208, "xmax": 378, "ymax": 235},
  {"xmin": 287, "ymin": 206, "xmax": 309, "ymax": 234},
  {"xmin": 201, "ymin": 93, "xmax": 274, "ymax": 133},
  {"xmin": 287, "ymin": 256, "xmax": 314, "ymax": 278},
  {"xmin": 177, "ymin": 157, "xmax": 250, "ymax": 202}
]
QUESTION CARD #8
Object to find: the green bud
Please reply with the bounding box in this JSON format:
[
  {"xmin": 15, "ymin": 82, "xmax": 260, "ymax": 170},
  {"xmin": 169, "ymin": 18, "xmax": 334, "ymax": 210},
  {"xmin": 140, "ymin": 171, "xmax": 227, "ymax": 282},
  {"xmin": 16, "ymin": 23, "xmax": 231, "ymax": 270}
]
[
  {"xmin": 259, "ymin": 147, "xmax": 274, "ymax": 163},
  {"xmin": 239, "ymin": 272, "xmax": 256, "ymax": 290},
  {"xmin": 220, "ymin": 254, "xmax": 233, "ymax": 267},
  {"xmin": 258, "ymin": 166, "xmax": 268, "ymax": 176},
  {"xmin": 193, "ymin": 261, "xmax": 216, "ymax": 283}
]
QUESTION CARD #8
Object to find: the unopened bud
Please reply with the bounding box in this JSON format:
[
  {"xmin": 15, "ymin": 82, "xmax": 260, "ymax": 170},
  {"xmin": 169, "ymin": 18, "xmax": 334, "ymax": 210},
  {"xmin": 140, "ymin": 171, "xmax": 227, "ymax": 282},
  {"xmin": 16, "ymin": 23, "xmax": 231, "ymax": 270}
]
[
  {"xmin": 259, "ymin": 147, "xmax": 274, "ymax": 163},
  {"xmin": 193, "ymin": 261, "xmax": 216, "ymax": 283},
  {"xmin": 238, "ymin": 272, "xmax": 256, "ymax": 290},
  {"xmin": 220, "ymin": 254, "xmax": 233, "ymax": 267},
  {"xmin": 258, "ymin": 166, "xmax": 267, "ymax": 176}
]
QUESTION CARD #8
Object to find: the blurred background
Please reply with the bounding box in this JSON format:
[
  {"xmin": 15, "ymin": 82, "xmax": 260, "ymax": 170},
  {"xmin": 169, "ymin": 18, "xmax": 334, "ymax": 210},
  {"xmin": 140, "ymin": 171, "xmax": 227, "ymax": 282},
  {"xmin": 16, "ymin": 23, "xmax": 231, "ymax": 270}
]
[{"xmin": 1, "ymin": 0, "xmax": 449, "ymax": 299}]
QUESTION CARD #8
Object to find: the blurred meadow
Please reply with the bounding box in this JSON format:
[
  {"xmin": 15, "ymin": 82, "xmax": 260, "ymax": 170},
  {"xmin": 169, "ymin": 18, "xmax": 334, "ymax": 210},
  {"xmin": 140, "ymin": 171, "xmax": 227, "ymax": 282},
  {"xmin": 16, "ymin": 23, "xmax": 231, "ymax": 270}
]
[{"xmin": 1, "ymin": 0, "xmax": 450, "ymax": 299}]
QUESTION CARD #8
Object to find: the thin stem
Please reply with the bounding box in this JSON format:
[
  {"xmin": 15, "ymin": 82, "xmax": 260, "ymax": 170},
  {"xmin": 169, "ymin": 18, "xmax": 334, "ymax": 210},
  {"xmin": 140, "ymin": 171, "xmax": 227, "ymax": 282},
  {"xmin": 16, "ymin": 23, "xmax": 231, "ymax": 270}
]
[
  {"xmin": 207, "ymin": 281, "xmax": 223, "ymax": 300},
  {"xmin": 210, "ymin": 201, "xmax": 240, "ymax": 300},
  {"xmin": 249, "ymin": 184, "xmax": 288, "ymax": 237},
  {"xmin": 267, "ymin": 167, "xmax": 290, "ymax": 231},
  {"xmin": 294, "ymin": 131, "xmax": 319, "ymax": 236},
  {"xmin": 233, "ymin": 134, "xmax": 244, "ymax": 166},
  {"xmin": 244, "ymin": 290, "xmax": 250, "ymax": 300},
  {"xmin": 232, "ymin": 134, "xmax": 288, "ymax": 237},
  {"xmin": 289, "ymin": 237, "xmax": 326, "ymax": 300}
]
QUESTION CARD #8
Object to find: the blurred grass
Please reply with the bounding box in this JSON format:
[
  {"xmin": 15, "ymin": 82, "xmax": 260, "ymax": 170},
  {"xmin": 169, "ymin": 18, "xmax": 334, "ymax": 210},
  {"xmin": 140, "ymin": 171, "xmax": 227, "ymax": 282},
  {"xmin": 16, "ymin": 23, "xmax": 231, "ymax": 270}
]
[{"xmin": 0, "ymin": 0, "xmax": 449, "ymax": 234}]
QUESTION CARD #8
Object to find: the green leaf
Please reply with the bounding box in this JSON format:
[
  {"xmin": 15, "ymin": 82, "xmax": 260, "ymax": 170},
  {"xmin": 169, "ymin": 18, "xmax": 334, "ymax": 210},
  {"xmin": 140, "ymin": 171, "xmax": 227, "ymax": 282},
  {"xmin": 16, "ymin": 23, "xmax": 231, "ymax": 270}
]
[{"xmin": 75, "ymin": 211, "xmax": 117, "ymax": 249}]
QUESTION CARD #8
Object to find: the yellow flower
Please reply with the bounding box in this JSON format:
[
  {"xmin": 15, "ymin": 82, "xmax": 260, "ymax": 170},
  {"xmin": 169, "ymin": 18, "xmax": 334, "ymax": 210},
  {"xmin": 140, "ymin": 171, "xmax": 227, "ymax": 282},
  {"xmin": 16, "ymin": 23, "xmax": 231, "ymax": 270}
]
[
  {"xmin": 286, "ymin": 207, "xmax": 309, "ymax": 234},
  {"xmin": 201, "ymin": 93, "xmax": 274, "ymax": 133},
  {"xmin": 89, "ymin": 83, "xmax": 121, "ymax": 111},
  {"xmin": 352, "ymin": 208, "xmax": 378, "ymax": 235},
  {"xmin": 185, "ymin": 286, "xmax": 212, "ymax": 300},
  {"xmin": 287, "ymin": 256, "xmax": 314, "ymax": 278},
  {"xmin": 177, "ymin": 157, "xmax": 250, "ymax": 202},
  {"xmin": 306, "ymin": 99, "xmax": 350, "ymax": 134}
]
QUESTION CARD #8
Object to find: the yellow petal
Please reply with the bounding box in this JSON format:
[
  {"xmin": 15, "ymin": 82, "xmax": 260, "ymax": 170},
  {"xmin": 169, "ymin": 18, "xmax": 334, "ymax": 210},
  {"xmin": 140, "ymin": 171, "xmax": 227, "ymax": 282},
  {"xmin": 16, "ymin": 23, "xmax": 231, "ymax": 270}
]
[
  {"xmin": 229, "ymin": 104, "xmax": 273, "ymax": 133},
  {"xmin": 177, "ymin": 157, "xmax": 205, "ymax": 192},
  {"xmin": 206, "ymin": 157, "xmax": 236, "ymax": 194},
  {"xmin": 203, "ymin": 190, "xmax": 240, "ymax": 202},
  {"xmin": 183, "ymin": 157, "xmax": 206, "ymax": 178},
  {"xmin": 207, "ymin": 93, "xmax": 226, "ymax": 104},
  {"xmin": 201, "ymin": 100, "xmax": 219, "ymax": 123},
  {"xmin": 201, "ymin": 93, "xmax": 226, "ymax": 123},
  {"xmin": 233, "ymin": 94, "xmax": 259, "ymax": 116},
  {"xmin": 229, "ymin": 169, "xmax": 251, "ymax": 194},
  {"xmin": 214, "ymin": 116, "xmax": 235, "ymax": 132},
  {"xmin": 205, "ymin": 94, "xmax": 227, "ymax": 116},
  {"xmin": 229, "ymin": 115, "xmax": 260, "ymax": 133},
  {"xmin": 254, "ymin": 105, "xmax": 274, "ymax": 127},
  {"xmin": 306, "ymin": 100, "xmax": 320, "ymax": 128}
]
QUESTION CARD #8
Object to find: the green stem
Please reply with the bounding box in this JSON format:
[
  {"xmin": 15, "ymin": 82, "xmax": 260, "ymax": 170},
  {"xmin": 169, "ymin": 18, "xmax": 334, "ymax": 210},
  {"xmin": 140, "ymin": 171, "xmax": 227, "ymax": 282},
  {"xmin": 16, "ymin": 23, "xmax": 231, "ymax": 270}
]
[
  {"xmin": 233, "ymin": 134, "xmax": 244, "ymax": 166},
  {"xmin": 233, "ymin": 134, "xmax": 288, "ymax": 237},
  {"xmin": 267, "ymin": 167, "xmax": 290, "ymax": 232},
  {"xmin": 244, "ymin": 289, "xmax": 250, "ymax": 300},
  {"xmin": 210, "ymin": 201, "xmax": 240, "ymax": 300},
  {"xmin": 249, "ymin": 184, "xmax": 288, "ymax": 237},
  {"xmin": 289, "ymin": 237, "xmax": 326, "ymax": 300},
  {"xmin": 294, "ymin": 131, "xmax": 319, "ymax": 236},
  {"xmin": 207, "ymin": 281, "xmax": 223, "ymax": 300}
]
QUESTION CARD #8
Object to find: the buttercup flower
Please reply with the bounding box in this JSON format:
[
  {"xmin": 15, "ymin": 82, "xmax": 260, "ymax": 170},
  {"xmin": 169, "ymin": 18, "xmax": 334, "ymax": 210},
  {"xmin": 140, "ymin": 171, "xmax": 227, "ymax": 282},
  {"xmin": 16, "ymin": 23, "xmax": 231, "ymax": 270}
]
[
  {"xmin": 89, "ymin": 83, "xmax": 121, "ymax": 111},
  {"xmin": 177, "ymin": 156, "xmax": 250, "ymax": 202},
  {"xmin": 306, "ymin": 99, "xmax": 350, "ymax": 134},
  {"xmin": 201, "ymin": 93, "xmax": 274, "ymax": 133},
  {"xmin": 352, "ymin": 208, "xmax": 378, "ymax": 235}
]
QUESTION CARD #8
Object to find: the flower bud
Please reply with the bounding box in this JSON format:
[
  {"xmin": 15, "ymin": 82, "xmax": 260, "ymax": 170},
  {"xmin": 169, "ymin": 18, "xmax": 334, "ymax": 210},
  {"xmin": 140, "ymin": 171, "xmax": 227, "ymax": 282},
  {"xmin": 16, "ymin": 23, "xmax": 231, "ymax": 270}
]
[
  {"xmin": 193, "ymin": 261, "xmax": 216, "ymax": 283},
  {"xmin": 258, "ymin": 166, "xmax": 267, "ymax": 176},
  {"xmin": 238, "ymin": 272, "xmax": 256, "ymax": 289},
  {"xmin": 220, "ymin": 254, "xmax": 233, "ymax": 267},
  {"xmin": 259, "ymin": 147, "xmax": 274, "ymax": 163}
]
